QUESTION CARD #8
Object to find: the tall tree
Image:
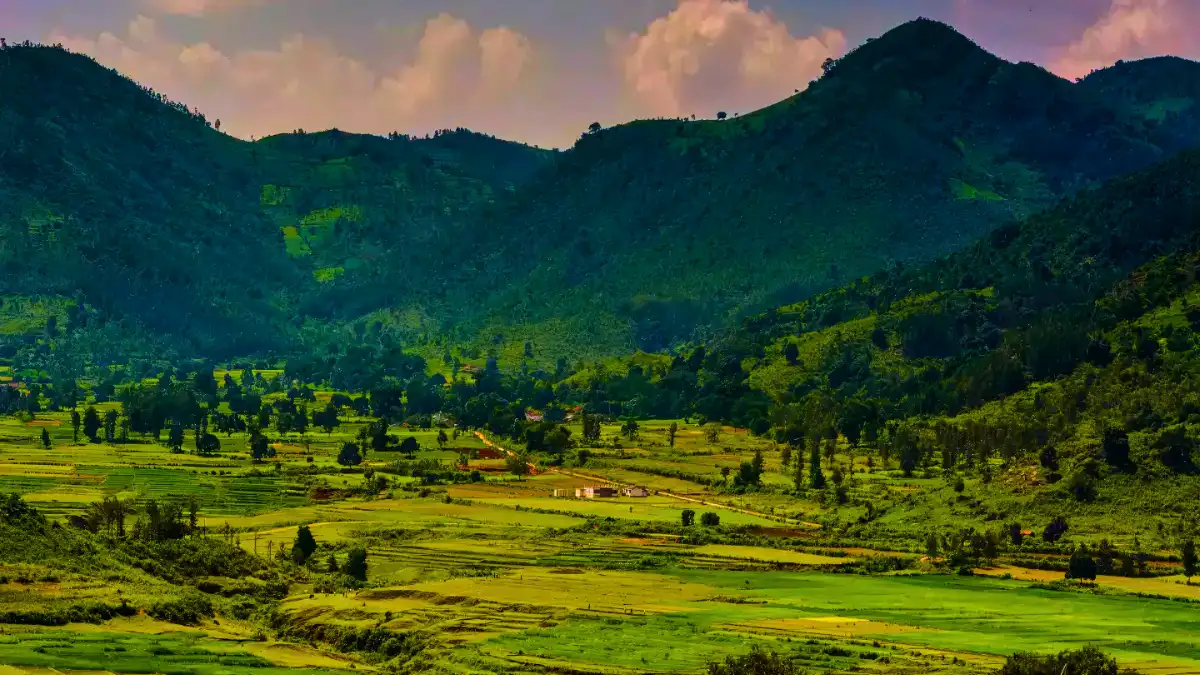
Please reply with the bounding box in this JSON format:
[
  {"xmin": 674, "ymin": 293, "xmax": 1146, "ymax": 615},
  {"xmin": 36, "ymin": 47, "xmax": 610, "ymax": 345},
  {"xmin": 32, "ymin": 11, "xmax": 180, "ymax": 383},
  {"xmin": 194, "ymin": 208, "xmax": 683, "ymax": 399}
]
[
  {"xmin": 292, "ymin": 524, "xmax": 318, "ymax": 563},
  {"xmin": 1183, "ymin": 539, "xmax": 1198, "ymax": 584}
]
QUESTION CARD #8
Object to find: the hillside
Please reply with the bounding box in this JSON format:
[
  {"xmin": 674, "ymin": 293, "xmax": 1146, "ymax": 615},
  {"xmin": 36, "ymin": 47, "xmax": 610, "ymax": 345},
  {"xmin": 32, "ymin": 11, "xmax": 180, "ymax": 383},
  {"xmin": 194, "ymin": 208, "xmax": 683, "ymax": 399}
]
[
  {"xmin": 1078, "ymin": 56, "xmax": 1200, "ymax": 150},
  {"xmin": 2, "ymin": 20, "xmax": 1200, "ymax": 367},
  {"xmin": 441, "ymin": 19, "xmax": 1200, "ymax": 357},
  {"xmin": 0, "ymin": 43, "xmax": 550, "ymax": 358}
]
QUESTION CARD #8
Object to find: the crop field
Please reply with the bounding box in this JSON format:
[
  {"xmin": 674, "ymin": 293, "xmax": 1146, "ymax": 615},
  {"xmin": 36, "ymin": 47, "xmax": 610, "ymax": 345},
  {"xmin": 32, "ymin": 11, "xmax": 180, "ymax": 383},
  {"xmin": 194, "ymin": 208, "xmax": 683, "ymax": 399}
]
[{"xmin": 0, "ymin": 410, "xmax": 1198, "ymax": 675}]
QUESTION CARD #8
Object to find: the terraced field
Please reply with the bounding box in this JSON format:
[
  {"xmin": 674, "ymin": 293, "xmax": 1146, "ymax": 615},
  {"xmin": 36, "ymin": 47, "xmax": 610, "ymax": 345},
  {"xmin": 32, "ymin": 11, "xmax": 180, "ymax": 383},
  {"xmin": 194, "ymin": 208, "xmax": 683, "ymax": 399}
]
[{"xmin": 1, "ymin": 411, "xmax": 1199, "ymax": 675}]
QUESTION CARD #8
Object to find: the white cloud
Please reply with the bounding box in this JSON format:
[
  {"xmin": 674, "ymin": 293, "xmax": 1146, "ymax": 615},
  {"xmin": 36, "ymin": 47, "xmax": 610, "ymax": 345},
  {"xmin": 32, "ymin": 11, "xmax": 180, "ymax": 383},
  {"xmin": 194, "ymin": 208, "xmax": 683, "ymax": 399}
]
[
  {"xmin": 48, "ymin": 13, "xmax": 539, "ymax": 142},
  {"xmin": 1050, "ymin": 0, "xmax": 1199, "ymax": 80},
  {"xmin": 610, "ymin": 0, "xmax": 846, "ymax": 117}
]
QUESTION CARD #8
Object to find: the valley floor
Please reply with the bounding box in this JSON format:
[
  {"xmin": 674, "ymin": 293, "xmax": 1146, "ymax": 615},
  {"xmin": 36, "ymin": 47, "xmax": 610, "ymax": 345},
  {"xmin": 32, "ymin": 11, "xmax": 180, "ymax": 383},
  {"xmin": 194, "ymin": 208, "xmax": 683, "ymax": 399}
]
[{"xmin": 0, "ymin": 413, "xmax": 1198, "ymax": 675}]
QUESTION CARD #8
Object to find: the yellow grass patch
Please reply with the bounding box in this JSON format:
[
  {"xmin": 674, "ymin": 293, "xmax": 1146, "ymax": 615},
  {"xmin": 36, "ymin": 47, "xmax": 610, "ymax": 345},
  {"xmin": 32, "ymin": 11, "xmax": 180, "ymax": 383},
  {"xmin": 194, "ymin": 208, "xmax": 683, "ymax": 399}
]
[
  {"xmin": 406, "ymin": 568, "xmax": 717, "ymax": 613},
  {"xmin": 975, "ymin": 565, "xmax": 1200, "ymax": 600},
  {"xmin": 730, "ymin": 616, "xmax": 931, "ymax": 637},
  {"xmin": 691, "ymin": 545, "xmax": 854, "ymax": 565}
]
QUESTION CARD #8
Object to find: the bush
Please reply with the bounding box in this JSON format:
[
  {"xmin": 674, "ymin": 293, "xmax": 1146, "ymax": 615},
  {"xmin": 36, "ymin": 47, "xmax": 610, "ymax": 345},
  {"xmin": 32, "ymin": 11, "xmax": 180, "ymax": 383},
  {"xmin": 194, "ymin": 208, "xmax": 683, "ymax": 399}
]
[
  {"xmin": 147, "ymin": 592, "xmax": 214, "ymax": 625},
  {"xmin": 700, "ymin": 511, "xmax": 721, "ymax": 526},
  {"xmin": 999, "ymin": 645, "xmax": 1140, "ymax": 674}
]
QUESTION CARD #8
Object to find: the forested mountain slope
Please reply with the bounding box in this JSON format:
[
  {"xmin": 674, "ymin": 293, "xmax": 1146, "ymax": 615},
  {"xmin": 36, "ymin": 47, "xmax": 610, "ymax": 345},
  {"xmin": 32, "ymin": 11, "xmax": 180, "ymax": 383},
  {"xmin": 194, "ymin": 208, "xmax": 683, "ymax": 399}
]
[
  {"xmin": 0, "ymin": 43, "xmax": 549, "ymax": 356},
  {"xmin": 448, "ymin": 19, "xmax": 1200, "ymax": 355},
  {"xmin": 1, "ymin": 20, "xmax": 1199, "ymax": 366}
]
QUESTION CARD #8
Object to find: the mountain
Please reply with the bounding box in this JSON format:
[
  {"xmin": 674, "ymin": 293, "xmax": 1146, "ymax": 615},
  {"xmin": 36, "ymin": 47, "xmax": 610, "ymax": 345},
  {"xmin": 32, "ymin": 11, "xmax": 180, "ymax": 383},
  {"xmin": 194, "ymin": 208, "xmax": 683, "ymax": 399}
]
[
  {"xmin": 1, "ymin": 20, "xmax": 1199, "ymax": 366},
  {"xmin": 1078, "ymin": 56, "xmax": 1200, "ymax": 149},
  {"xmin": 549, "ymin": 146, "xmax": 1200, "ymax": 535},
  {"xmin": 434, "ymin": 19, "xmax": 1200, "ymax": 357},
  {"xmin": 0, "ymin": 43, "xmax": 549, "ymax": 358}
]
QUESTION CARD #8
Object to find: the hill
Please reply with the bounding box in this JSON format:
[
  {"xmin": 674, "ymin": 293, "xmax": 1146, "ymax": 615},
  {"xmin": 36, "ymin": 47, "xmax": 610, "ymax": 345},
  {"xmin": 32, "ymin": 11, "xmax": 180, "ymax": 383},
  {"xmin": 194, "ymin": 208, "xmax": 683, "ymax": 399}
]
[
  {"xmin": 1078, "ymin": 56, "xmax": 1200, "ymax": 149},
  {"xmin": 430, "ymin": 19, "xmax": 1200, "ymax": 357},
  {"xmin": 0, "ymin": 43, "xmax": 550, "ymax": 359},
  {"xmin": 2, "ymin": 21, "xmax": 1200, "ymax": 367}
]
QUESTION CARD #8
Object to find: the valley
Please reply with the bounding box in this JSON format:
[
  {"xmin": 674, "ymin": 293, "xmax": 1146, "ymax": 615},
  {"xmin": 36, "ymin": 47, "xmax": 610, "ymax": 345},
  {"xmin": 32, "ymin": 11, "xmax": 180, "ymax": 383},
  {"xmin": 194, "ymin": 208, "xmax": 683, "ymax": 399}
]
[
  {"xmin": 3, "ymin": 411, "xmax": 1200, "ymax": 675},
  {"xmin": 0, "ymin": 9, "xmax": 1199, "ymax": 675}
]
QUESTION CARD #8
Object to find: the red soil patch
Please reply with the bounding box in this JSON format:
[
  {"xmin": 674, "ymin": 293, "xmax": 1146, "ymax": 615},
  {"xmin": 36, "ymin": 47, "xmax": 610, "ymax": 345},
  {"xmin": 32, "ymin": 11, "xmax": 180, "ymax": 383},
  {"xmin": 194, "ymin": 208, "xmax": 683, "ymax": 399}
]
[{"xmin": 25, "ymin": 420, "xmax": 62, "ymax": 427}]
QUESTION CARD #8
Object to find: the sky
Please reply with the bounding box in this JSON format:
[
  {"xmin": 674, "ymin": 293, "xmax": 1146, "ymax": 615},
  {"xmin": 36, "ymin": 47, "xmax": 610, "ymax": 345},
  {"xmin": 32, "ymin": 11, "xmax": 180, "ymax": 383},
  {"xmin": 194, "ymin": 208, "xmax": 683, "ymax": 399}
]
[{"xmin": 5, "ymin": 0, "xmax": 1198, "ymax": 148}]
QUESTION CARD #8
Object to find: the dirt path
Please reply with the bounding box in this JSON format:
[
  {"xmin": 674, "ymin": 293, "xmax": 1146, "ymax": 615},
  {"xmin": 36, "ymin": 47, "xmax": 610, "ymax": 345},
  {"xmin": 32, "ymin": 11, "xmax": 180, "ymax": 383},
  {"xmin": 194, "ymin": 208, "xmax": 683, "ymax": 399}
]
[
  {"xmin": 474, "ymin": 431, "xmax": 819, "ymax": 529},
  {"xmin": 474, "ymin": 431, "xmax": 540, "ymax": 475}
]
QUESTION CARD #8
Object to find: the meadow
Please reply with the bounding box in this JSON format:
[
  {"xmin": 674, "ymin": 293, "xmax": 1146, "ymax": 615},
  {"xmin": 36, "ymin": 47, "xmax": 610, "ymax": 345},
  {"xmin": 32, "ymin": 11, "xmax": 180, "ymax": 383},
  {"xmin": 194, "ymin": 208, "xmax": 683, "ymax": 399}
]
[{"xmin": 0, "ymin": 409, "xmax": 1198, "ymax": 675}]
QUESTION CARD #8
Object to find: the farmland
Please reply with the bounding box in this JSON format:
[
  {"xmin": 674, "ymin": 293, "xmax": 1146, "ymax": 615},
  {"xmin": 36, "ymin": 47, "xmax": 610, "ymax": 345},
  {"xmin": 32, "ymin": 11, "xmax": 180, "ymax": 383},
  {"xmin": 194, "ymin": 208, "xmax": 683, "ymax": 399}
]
[{"xmin": 0, "ymin": 408, "xmax": 1199, "ymax": 675}]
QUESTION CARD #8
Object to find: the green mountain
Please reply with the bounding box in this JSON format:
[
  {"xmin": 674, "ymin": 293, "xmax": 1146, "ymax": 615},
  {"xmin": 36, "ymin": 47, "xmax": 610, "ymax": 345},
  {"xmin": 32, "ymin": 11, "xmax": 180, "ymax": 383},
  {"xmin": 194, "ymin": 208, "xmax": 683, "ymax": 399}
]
[
  {"xmin": 0, "ymin": 43, "xmax": 549, "ymax": 357},
  {"xmin": 1, "ymin": 20, "xmax": 1199, "ymax": 366},
  {"xmin": 412, "ymin": 19, "xmax": 1200, "ymax": 357}
]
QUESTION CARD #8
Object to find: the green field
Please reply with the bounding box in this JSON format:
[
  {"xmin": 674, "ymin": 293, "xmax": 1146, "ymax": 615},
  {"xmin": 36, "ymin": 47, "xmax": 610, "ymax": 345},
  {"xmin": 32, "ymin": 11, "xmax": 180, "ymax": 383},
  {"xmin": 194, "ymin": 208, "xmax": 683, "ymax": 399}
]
[{"xmin": 0, "ymin": 408, "xmax": 1197, "ymax": 675}]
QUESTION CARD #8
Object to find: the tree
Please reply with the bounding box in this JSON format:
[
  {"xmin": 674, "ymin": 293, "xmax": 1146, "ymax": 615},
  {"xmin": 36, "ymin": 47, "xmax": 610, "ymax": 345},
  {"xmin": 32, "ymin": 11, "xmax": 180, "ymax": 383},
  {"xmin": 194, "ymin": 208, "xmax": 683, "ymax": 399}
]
[
  {"xmin": 780, "ymin": 444, "xmax": 792, "ymax": 467},
  {"xmin": 716, "ymin": 111, "xmax": 727, "ymax": 121},
  {"xmin": 292, "ymin": 524, "xmax": 318, "ymax": 563},
  {"xmin": 103, "ymin": 410, "xmax": 118, "ymax": 443},
  {"xmin": 1067, "ymin": 545, "xmax": 1098, "ymax": 581},
  {"xmin": 587, "ymin": 122, "xmax": 601, "ymax": 134},
  {"xmin": 809, "ymin": 438, "xmax": 826, "ymax": 489},
  {"xmin": 399, "ymin": 436, "xmax": 420, "ymax": 456},
  {"xmin": 506, "ymin": 453, "xmax": 530, "ymax": 479},
  {"xmin": 621, "ymin": 419, "xmax": 640, "ymax": 440},
  {"xmin": 344, "ymin": 546, "xmax": 368, "ymax": 581},
  {"xmin": 70, "ymin": 410, "xmax": 81, "ymax": 444},
  {"xmin": 41, "ymin": 428, "xmax": 51, "ymax": 449},
  {"xmin": 998, "ymin": 646, "xmax": 1138, "ymax": 675},
  {"xmin": 1183, "ymin": 539, "xmax": 1198, "ymax": 584},
  {"xmin": 707, "ymin": 645, "xmax": 798, "ymax": 675},
  {"xmin": 1009, "ymin": 523, "xmax": 1024, "ymax": 547},
  {"xmin": 316, "ymin": 403, "xmax": 340, "ymax": 434},
  {"xmin": 703, "ymin": 423, "xmax": 721, "ymax": 443},
  {"xmin": 582, "ymin": 412, "xmax": 601, "ymax": 443},
  {"xmin": 437, "ymin": 429, "xmax": 448, "ymax": 449},
  {"xmin": 337, "ymin": 442, "xmax": 363, "ymax": 467},
  {"xmin": 782, "ymin": 342, "xmax": 799, "ymax": 365},
  {"xmin": 81, "ymin": 407, "xmax": 102, "ymax": 442},
  {"xmin": 168, "ymin": 421, "xmax": 185, "ymax": 453},
  {"xmin": 700, "ymin": 511, "xmax": 720, "ymax": 527},
  {"xmin": 326, "ymin": 553, "xmax": 339, "ymax": 573},
  {"xmin": 681, "ymin": 509, "xmax": 695, "ymax": 526},
  {"xmin": 953, "ymin": 476, "xmax": 965, "ymax": 493},
  {"xmin": 667, "ymin": 422, "xmax": 678, "ymax": 447},
  {"xmin": 250, "ymin": 433, "xmax": 274, "ymax": 462},
  {"xmin": 197, "ymin": 433, "xmax": 221, "ymax": 455},
  {"xmin": 1043, "ymin": 516, "xmax": 1069, "ymax": 543},
  {"xmin": 925, "ymin": 532, "xmax": 939, "ymax": 559}
]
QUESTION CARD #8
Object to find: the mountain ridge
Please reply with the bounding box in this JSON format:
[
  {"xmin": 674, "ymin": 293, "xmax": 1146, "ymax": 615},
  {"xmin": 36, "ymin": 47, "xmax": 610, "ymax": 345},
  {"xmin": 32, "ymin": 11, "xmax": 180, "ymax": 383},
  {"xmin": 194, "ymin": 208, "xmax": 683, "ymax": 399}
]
[{"xmin": 1, "ymin": 21, "xmax": 1199, "ymax": 365}]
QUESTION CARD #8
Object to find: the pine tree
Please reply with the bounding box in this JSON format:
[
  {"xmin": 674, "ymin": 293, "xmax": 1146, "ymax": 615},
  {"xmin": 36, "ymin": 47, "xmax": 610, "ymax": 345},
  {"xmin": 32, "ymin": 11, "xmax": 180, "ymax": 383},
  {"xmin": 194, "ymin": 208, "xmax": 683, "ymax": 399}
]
[
  {"xmin": 809, "ymin": 438, "xmax": 826, "ymax": 489},
  {"xmin": 1183, "ymin": 539, "xmax": 1198, "ymax": 584},
  {"xmin": 292, "ymin": 524, "xmax": 318, "ymax": 563}
]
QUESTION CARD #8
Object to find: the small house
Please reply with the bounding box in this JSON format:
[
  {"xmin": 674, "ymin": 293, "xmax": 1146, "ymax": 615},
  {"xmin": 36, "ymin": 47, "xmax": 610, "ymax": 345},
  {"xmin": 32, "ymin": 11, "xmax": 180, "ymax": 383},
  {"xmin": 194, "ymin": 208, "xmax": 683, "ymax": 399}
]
[
  {"xmin": 525, "ymin": 409, "xmax": 544, "ymax": 422},
  {"xmin": 575, "ymin": 486, "xmax": 617, "ymax": 499},
  {"xmin": 552, "ymin": 488, "xmax": 572, "ymax": 498},
  {"xmin": 621, "ymin": 486, "xmax": 649, "ymax": 498}
]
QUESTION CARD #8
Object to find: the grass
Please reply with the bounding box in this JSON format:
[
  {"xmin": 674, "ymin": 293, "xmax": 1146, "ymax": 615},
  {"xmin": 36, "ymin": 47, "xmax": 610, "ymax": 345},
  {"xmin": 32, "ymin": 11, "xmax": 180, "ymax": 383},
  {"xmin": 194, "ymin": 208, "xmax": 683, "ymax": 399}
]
[
  {"xmin": 2, "ymin": 409, "xmax": 1200, "ymax": 674},
  {"xmin": 0, "ymin": 628, "xmax": 351, "ymax": 675}
]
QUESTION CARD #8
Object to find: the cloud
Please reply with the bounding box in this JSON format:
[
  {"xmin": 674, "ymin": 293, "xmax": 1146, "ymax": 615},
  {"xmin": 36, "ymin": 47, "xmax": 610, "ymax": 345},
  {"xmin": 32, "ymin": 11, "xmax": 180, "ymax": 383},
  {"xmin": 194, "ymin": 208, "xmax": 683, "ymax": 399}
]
[
  {"xmin": 143, "ymin": 0, "xmax": 268, "ymax": 17},
  {"xmin": 610, "ymin": 0, "xmax": 846, "ymax": 118},
  {"xmin": 1050, "ymin": 0, "xmax": 1199, "ymax": 80},
  {"xmin": 48, "ymin": 13, "xmax": 540, "ymax": 143}
]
